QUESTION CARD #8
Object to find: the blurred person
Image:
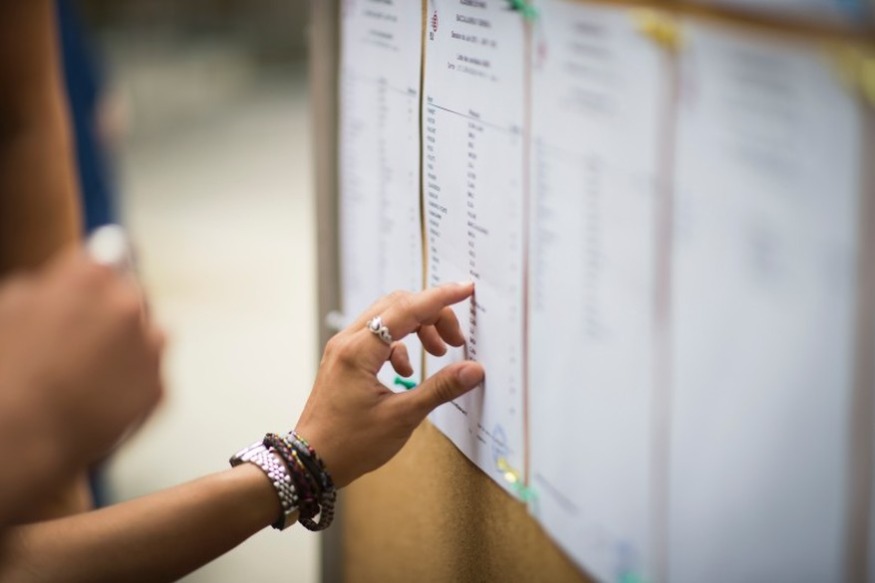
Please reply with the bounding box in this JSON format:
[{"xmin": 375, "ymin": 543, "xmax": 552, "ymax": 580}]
[
  {"xmin": 57, "ymin": 0, "xmax": 127, "ymax": 509},
  {"xmin": 0, "ymin": 1, "xmax": 95, "ymax": 519},
  {"xmin": 0, "ymin": 250, "xmax": 164, "ymax": 527},
  {"xmin": 0, "ymin": 279, "xmax": 484, "ymax": 582}
]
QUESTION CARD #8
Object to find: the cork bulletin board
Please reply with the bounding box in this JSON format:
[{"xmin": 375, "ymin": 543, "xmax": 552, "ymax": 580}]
[{"xmin": 309, "ymin": 0, "xmax": 875, "ymax": 581}]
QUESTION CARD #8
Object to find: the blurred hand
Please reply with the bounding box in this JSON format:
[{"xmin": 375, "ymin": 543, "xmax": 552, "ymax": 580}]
[
  {"xmin": 0, "ymin": 249, "xmax": 165, "ymax": 470},
  {"xmin": 295, "ymin": 282, "xmax": 485, "ymax": 488}
]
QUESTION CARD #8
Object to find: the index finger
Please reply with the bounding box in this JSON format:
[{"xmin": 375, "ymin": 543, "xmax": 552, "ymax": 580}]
[
  {"xmin": 353, "ymin": 282, "xmax": 474, "ymax": 354},
  {"xmin": 370, "ymin": 282, "xmax": 474, "ymax": 343}
]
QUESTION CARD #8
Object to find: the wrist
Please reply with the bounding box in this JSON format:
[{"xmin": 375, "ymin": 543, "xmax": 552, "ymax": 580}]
[
  {"xmin": 263, "ymin": 431, "xmax": 336, "ymax": 531},
  {"xmin": 292, "ymin": 422, "xmax": 348, "ymax": 488},
  {"xmin": 230, "ymin": 432, "xmax": 337, "ymax": 532},
  {"xmin": 229, "ymin": 442, "xmax": 300, "ymax": 530},
  {"xmin": 229, "ymin": 462, "xmax": 296, "ymax": 529}
]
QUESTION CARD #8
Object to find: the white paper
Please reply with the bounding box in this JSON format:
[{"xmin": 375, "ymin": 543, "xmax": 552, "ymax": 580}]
[
  {"xmin": 422, "ymin": 0, "xmax": 527, "ymax": 496},
  {"xmin": 339, "ymin": 0, "xmax": 424, "ymax": 388},
  {"xmin": 526, "ymin": 2, "xmax": 670, "ymax": 581},
  {"xmin": 669, "ymin": 22, "xmax": 863, "ymax": 583}
]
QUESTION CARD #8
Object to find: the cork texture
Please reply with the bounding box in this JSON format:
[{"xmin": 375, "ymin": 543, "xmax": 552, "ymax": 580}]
[{"xmin": 341, "ymin": 422, "xmax": 591, "ymax": 583}]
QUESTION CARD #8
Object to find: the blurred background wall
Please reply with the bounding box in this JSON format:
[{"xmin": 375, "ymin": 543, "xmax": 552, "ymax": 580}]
[{"xmin": 70, "ymin": 2, "xmax": 320, "ymax": 581}]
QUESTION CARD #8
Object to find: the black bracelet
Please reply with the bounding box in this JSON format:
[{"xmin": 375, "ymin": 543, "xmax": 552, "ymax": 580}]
[
  {"xmin": 263, "ymin": 433, "xmax": 320, "ymax": 521},
  {"xmin": 285, "ymin": 431, "xmax": 337, "ymax": 531}
]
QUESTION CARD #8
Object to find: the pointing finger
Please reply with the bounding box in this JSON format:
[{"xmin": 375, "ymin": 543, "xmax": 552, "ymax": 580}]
[{"xmin": 373, "ymin": 282, "xmax": 473, "ymax": 342}]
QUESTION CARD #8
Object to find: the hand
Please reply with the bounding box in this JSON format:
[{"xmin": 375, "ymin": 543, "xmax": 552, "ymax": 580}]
[
  {"xmin": 294, "ymin": 283, "xmax": 485, "ymax": 488},
  {"xmin": 0, "ymin": 249, "xmax": 165, "ymax": 470}
]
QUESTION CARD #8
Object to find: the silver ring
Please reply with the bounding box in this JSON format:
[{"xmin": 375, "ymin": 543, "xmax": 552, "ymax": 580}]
[{"xmin": 366, "ymin": 316, "xmax": 393, "ymax": 345}]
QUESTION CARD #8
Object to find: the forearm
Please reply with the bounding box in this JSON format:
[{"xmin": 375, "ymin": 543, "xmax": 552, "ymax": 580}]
[
  {"xmin": 0, "ymin": 118, "xmax": 81, "ymax": 271},
  {"xmin": 0, "ymin": 0, "xmax": 81, "ymax": 273},
  {"xmin": 0, "ymin": 464, "xmax": 288, "ymax": 583},
  {"xmin": 0, "ymin": 0, "xmax": 97, "ymax": 520}
]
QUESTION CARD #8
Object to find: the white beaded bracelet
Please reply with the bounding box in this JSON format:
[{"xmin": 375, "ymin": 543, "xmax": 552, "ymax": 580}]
[{"xmin": 229, "ymin": 442, "xmax": 299, "ymax": 530}]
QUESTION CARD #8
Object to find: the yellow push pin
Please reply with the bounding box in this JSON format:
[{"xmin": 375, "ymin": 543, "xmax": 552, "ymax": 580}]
[
  {"xmin": 496, "ymin": 457, "xmax": 536, "ymax": 502},
  {"xmin": 632, "ymin": 10, "xmax": 682, "ymax": 52}
]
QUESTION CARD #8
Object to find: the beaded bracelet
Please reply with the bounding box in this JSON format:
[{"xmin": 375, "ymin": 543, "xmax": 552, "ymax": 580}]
[
  {"xmin": 229, "ymin": 443, "xmax": 299, "ymax": 531},
  {"xmin": 249, "ymin": 450, "xmax": 300, "ymax": 530}
]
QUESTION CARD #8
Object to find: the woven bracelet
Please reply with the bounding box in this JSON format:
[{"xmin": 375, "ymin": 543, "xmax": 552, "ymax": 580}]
[
  {"xmin": 287, "ymin": 431, "xmax": 336, "ymax": 531},
  {"xmin": 263, "ymin": 431, "xmax": 337, "ymax": 531},
  {"xmin": 263, "ymin": 433, "xmax": 320, "ymax": 521}
]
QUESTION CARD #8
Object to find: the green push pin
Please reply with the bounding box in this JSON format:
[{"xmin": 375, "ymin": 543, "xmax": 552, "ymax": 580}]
[
  {"xmin": 618, "ymin": 573, "xmax": 646, "ymax": 583},
  {"xmin": 394, "ymin": 376, "xmax": 417, "ymax": 390},
  {"xmin": 515, "ymin": 482, "xmax": 537, "ymax": 503},
  {"xmin": 507, "ymin": 0, "xmax": 539, "ymax": 20}
]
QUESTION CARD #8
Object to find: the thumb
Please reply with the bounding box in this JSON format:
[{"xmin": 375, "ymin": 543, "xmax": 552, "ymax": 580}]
[{"xmin": 399, "ymin": 361, "xmax": 485, "ymax": 419}]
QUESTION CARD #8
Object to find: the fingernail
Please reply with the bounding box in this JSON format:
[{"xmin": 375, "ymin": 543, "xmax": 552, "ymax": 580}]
[
  {"xmin": 455, "ymin": 281, "xmax": 475, "ymax": 288},
  {"xmin": 457, "ymin": 363, "xmax": 484, "ymax": 388}
]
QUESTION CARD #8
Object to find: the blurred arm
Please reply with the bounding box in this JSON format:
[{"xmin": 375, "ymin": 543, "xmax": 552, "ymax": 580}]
[
  {"xmin": 0, "ymin": 0, "xmax": 81, "ymax": 272},
  {"xmin": 0, "ymin": 1, "xmax": 89, "ymax": 519}
]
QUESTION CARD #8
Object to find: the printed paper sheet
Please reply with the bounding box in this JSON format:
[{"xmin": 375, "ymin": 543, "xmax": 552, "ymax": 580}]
[
  {"xmin": 668, "ymin": 22, "xmax": 863, "ymax": 583},
  {"xmin": 339, "ymin": 0, "xmax": 425, "ymax": 388},
  {"xmin": 422, "ymin": 0, "xmax": 528, "ymax": 496}
]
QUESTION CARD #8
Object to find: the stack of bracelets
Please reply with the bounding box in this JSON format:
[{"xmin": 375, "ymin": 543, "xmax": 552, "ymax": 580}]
[
  {"xmin": 229, "ymin": 430, "xmax": 336, "ymax": 532},
  {"xmin": 263, "ymin": 431, "xmax": 336, "ymax": 531}
]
